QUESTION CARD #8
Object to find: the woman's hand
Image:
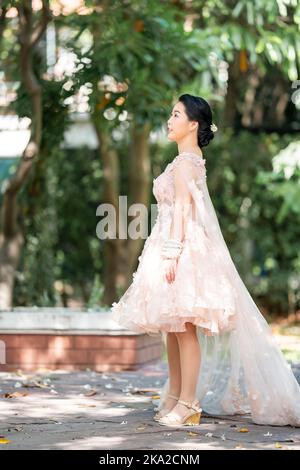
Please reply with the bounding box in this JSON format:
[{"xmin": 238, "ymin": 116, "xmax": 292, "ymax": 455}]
[{"xmin": 163, "ymin": 257, "xmax": 178, "ymax": 284}]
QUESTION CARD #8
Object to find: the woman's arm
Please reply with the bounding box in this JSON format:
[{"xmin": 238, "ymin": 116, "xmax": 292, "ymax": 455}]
[
  {"xmin": 169, "ymin": 160, "xmax": 193, "ymax": 243},
  {"xmin": 162, "ymin": 160, "xmax": 195, "ymax": 282}
]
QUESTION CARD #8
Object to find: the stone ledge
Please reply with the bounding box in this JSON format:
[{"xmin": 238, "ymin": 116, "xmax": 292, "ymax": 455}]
[
  {"xmin": 0, "ymin": 308, "xmax": 137, "ymax": 334},
  {"xmin": 0, "ymin": 308, "xmax": 164, "ymax": 372}
]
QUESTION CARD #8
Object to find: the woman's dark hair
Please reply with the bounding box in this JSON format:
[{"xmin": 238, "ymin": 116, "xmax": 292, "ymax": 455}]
[{"xmin": 178, "ymin": 94, "xmax": 215, "ymax": 148}]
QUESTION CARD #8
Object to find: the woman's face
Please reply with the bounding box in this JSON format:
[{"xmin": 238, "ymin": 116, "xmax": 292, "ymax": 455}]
[{"xmin": 167, "ymin": 101, "xmax": 197, "ymax": 142}]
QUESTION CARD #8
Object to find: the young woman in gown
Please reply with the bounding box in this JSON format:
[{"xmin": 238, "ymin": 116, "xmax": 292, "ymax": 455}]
[{"xmin": 111, "ymin": 94, "xmax": 300, "ymax": 428}]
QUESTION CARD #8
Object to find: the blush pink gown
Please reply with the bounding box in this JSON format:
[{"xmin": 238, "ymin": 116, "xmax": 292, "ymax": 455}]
[{"xmin": 111, "ymin": 151, "xmax": 300, "ymax": 427}]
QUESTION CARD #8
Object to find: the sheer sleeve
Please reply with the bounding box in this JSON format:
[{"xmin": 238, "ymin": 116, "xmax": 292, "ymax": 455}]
[
  {"xmin": 168, "ymin": 159, "xmax": 195, "ymax": 244},
  {"xmin": 168, "ymin": 156, "xmax": 208, "ymax": 247}
]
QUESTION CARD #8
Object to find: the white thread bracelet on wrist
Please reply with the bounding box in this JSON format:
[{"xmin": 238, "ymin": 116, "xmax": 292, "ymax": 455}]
[
  {"xmin": 163, "ymin": 239, "xmax": 183, "ymax": 247},
  {"xmin": 161, "ymin": 238, "xmax": 183, "ymax": 259}
]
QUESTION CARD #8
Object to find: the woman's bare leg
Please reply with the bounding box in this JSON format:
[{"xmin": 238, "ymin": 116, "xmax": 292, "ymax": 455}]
[
  {"xmin": 169, "ymin": 322, "xmax": 201, "ymax": 417},
  {"xmin": 162, "ymin": 332, "xmax": 181, "ymax": 410}
]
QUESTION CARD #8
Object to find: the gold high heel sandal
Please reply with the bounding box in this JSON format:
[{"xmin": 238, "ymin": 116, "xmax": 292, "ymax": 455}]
[
  {"xmin": 153, "ymin": 393, "xmax": 179, "ymax": 421},
  {"xmin": 157, "ymin": 398, "xmax": 202, "ymax": 427}
]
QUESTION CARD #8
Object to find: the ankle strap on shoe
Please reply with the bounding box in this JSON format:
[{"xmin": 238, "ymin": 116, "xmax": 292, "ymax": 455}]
[{"xmin": 178, "ymin": 398, "xmax": 201, "ymax": 412}]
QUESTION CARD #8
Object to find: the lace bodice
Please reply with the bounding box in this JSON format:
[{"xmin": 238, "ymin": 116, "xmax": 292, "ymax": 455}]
[{"xmin": 153, "ymin": 152, "xmax": 206, "ymax": 205}]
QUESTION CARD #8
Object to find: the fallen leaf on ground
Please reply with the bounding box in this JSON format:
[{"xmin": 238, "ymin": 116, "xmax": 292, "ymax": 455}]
[
  {"xmin": 84, "ymin": 390, "xmax": 97, "ymax": 397},
  {"xmin": 4, "ymin": 391, "xmax": 28, "ymax": 398},
  {"xmin": 131, "ymin": 389, "xmax": 158, "ymax": 395},
  {"xmin": 24, "ymin": 380, "xmax": 50, "ymax": 389},
  {"xmin": 238, "ymin": 427, "xmax": 249, "ymax": 433},
  {"xmin": 275, "ymin": 442, "xmax": 282, "ymax": 448},
  {"xmin": 77, "ymin": 404, "xmax": 97, "ymax": 408},
  {"xmin": 0, "ymin": 438, "xmax": 11, "ymax": 444},
  {"xmin": 187, "ymin": 431, "xmax": 198, "ymax": 437}
]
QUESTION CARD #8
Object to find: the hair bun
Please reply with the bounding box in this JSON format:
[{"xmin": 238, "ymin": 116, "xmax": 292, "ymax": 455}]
[{"xmin": 197, "ymin": 126, "xmax": 214, "ymax": 148}]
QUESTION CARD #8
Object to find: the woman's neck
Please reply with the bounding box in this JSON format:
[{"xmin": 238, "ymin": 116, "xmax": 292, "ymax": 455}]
[{"xmin": 178, "ymin": 146, "xmax": 203, "ymax": 158}]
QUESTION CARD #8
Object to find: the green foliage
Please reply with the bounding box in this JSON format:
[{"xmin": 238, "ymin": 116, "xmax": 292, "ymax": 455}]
[
  {"xmin": 14, "ymin": 160, "xmax": 59, "ymax": 307},
  {"xmin": 11, "ymin": 75, "xmax": 80, "ymax": 306},
  {"xmin": 86, "ymin": 273, "xmax": 105, "ymax": 310},
  {"xmin": 51, "ymin": 146, "xmax": 104, "ymax": 293},
  {"xmin": 11, "ymin": 77, "xmax": 76, "ymax": 151},
  {"xmin": 191, "ymin": 0, "xmax": 300, "ymax": 80},
  {"xmin": 14, "ymin": 145, "xmax": 105, "ymax": 307},
  {"xmin": 62, "ymin": 0, "xmax": 211, "ymax": 128}
]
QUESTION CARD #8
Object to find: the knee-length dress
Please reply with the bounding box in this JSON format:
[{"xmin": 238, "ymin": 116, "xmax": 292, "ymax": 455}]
[
  {"xmin": 111, "ymin": 151, "xmax": 300, "ymax": 427},
  {"xmin": 111, "ymin": 152, "xmax": 236, "ymax": 336}
]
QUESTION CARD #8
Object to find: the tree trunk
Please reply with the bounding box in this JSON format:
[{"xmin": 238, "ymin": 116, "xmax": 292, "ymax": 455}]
[
  {"xmin": 0, "ymin": 3, "xmax": 51, "ymax": 308},
  {"xmin": 92, "ymin": 117, "xmax": 151, "ymax": 307},
  {"xmin": 126, "ymin": 120, "xmax": 151, "ymax": 280}
]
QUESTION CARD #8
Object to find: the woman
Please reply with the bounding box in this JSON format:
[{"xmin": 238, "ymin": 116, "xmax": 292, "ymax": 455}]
[{"xmin": 111, "ymin": 93, "xmax": 300, "ymax": 428}]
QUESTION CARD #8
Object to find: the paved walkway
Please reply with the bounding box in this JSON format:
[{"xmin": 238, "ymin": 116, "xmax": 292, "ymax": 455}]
[{"xmin": 0, "ymin": 361, "xmax": 300, "ymax": 450}]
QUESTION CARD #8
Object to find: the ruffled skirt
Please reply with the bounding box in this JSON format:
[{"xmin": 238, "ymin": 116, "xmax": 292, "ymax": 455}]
[{"xmin": 111, "ymin": 211, "xmax": 238, "ymax": 337}]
